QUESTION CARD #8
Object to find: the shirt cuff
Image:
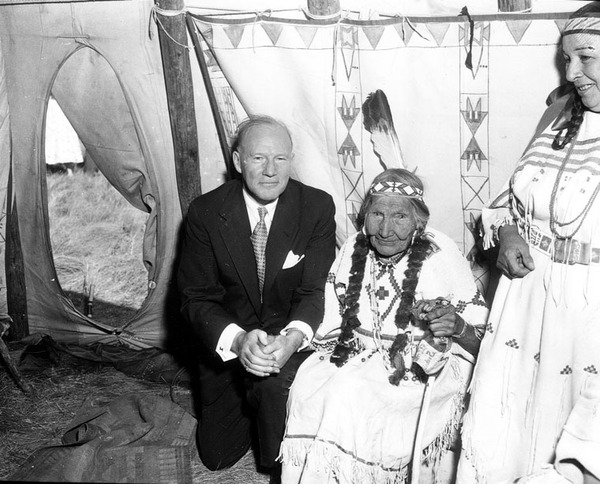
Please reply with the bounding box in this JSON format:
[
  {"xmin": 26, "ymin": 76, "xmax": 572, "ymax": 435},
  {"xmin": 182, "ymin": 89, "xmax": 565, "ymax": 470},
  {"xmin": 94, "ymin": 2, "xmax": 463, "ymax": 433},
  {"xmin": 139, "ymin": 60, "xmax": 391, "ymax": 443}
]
[
  {"xmin": 216, "ymin": 323, "xmax": 245, "ymax": 362},
  {"xmin": 280, "ymin": 321, "xmax": 314, "ymax": 351}
]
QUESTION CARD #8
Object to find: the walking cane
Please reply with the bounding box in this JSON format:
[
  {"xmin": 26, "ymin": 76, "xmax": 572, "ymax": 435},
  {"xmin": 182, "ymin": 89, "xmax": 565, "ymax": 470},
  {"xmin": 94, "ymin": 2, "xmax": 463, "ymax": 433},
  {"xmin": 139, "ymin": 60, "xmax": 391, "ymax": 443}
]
[{"xmin": 410, "ymin": 374, "xmax": 435, "ymax": 484}]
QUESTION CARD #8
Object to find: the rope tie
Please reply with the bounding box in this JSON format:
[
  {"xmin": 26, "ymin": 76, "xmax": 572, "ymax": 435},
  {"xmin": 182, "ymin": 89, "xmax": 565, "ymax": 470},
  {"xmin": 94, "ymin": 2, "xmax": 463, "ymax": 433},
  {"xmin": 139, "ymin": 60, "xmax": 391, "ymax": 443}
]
[{"xmin": 149, "ymin": 4, "xmax": 194, "ymax": 50}]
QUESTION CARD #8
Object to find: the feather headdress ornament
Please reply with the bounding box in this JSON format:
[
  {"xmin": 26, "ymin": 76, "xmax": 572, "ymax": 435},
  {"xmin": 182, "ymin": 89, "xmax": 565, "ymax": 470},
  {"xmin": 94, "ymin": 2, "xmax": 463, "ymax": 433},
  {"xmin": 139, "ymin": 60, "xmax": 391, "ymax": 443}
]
[{"xmin": 362, "ymin": 89, "xmax": 406, "ymax": 171}]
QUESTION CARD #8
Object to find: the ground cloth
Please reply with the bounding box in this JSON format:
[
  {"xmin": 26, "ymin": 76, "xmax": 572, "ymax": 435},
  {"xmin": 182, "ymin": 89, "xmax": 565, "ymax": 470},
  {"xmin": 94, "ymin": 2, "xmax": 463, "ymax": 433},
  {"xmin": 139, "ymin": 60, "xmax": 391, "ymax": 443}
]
[{"xmin": 10, "ymin": 393, "xmax": 197, "ymax": 483}]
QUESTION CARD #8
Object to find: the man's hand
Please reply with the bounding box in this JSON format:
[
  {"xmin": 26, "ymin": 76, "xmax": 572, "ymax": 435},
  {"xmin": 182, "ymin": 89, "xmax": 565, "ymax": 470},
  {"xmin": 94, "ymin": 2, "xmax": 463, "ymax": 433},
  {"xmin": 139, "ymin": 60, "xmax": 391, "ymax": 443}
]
[
  {"xmin": 260, "ymin": 329, "xmax": 305, "ymax": 370},
  {"xmin": 497, "ymin": 225, "xmax": 535, "ymax": 279},
  {"xmin": 232, "ymin": 329, "xmax": 279, "ymax": 377}
]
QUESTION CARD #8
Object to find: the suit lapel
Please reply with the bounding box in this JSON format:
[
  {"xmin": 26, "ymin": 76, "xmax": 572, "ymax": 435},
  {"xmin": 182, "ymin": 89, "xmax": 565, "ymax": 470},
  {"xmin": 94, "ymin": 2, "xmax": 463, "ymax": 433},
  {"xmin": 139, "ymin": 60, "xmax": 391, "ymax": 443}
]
[
  {"xmin": 263, "ymin": 185, "xmax": 300, "ymax": 297},
  {"xmin": 218, "ymin": 184, "xmax": 262, "ymax": 313}
]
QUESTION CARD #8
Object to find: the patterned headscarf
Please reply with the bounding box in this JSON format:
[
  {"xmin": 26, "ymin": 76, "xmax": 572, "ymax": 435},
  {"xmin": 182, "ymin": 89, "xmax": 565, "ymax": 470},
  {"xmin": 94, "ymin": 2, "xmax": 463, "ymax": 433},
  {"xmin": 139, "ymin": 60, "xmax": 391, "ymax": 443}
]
[{"xmin": 563, "ymin": 16, "xmax": 600, "ymax": 37}]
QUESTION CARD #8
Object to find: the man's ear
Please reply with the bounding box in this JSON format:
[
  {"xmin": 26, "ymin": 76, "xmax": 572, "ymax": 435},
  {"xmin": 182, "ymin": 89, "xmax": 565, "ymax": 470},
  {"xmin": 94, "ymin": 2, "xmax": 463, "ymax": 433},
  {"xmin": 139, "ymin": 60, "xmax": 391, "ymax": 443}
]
[{"xmin": 232, "ymin": 151, "xmax": 242, "ymax": 174}]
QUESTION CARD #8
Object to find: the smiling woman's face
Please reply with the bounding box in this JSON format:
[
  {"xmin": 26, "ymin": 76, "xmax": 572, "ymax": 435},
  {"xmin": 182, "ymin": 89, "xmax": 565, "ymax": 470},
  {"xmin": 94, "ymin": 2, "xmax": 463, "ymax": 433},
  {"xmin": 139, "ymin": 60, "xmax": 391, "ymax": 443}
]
[
  {"xmin": 563, "ymin": 33, "xmax": 600, "ymax": 112},
  {"xmin": 364, "ymin": 195, "xmax": 417, "ymax": 257}
]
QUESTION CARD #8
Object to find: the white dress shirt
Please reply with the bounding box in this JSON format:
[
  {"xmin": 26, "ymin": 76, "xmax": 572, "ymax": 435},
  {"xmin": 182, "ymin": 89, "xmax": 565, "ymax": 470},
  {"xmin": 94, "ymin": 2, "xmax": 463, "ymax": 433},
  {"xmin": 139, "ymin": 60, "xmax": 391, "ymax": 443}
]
[{"xmin": 216, "ymin": 188, "xmax": 313, "ymax": 361}]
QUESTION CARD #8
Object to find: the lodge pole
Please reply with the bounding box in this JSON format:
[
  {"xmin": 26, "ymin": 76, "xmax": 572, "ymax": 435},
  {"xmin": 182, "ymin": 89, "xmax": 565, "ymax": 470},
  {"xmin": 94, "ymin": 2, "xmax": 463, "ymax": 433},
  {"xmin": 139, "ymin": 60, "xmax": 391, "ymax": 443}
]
[
  {"xmin": 185, "ymin": 15, "xmax": 233, "ymax": 179},
  {"xmin": 5, "ymin": 166, "xmax": 28, "ymax": 340},
  {"xmin": 155, "ymin": 0, "xmax": 202, "ymax": 216}
]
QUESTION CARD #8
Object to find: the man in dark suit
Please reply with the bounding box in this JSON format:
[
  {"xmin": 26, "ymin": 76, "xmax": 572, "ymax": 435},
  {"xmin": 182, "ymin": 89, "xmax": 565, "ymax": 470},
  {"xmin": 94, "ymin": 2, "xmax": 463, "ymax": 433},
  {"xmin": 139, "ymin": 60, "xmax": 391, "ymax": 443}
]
[{"xmin": 178, "ymin": 115, "xmax": 336, "ymax": 480}]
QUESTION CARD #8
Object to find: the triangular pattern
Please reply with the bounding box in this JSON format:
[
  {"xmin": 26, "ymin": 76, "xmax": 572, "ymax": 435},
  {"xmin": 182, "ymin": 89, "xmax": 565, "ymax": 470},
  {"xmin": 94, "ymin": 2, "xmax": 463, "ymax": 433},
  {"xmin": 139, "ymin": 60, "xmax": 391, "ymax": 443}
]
[
  {"xmin": 555, "ymin": 19, "xmax": 568, "ymax": 34},
  {"xmin": 462, "ymin": 176, "xmax": 489, "ymax": 208},
  {"xmin": 198, "ymin": 26, "xmax": 218, "ymax": 69},
  {"xmin": 295, "ymin": 26, "xmax": 318, "ymax": 48},
  {"xmin": 427, "ymin": 23, "xmax": 450, "ymax": 47},
  {"xmin": 464, "ymin": 210, "xmax": 480, "ymax": 238},
  {"xmin": 459, "ymin": 23, "xmax": 491, "ymax": 79},
  {"xmin": 462, "ymin": 137, "xmax": 488, "ymax": 171},
  {"xmin": 337, "ymin": 95, "xmax": 361, "ymax": 131},
  {"xmin": 341, "ymin": 170, "xmax": 364, "ymax": 202},
  {"xmin": 340, "ymin": 26, "xmax": 358, "ymax": 81},
  {"xmin": 223, "ymin": 24, "xmax": 245, "ymax": 48},
  {"xmin": 505, "ymin": 19, "xmax": 532, "ymax": 44},
  {"xmin": 338, "ymin": 134, "xmax": 360, "ymax": 168},
  {"xmin": 346, "ymin": 200, "xmax": 362, "ymax": 231},
  {"xmin": 461, "ymin": 97, "xmax": 488, "ymax": 136},
  {"xmin": 261, "ymin": 23, "xmax": 283, "ymax": 45},
  {"xmin": 393, "ymin": 22, "xmax": 414, "ymax": 46},
  {"xmin": 362, "ymin": 25, "xmax": 386, "ymax": 49}
]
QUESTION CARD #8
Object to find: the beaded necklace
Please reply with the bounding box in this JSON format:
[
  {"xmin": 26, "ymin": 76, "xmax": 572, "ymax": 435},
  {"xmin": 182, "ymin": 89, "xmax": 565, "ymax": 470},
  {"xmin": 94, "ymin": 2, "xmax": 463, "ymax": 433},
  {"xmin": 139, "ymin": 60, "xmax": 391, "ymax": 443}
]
[{"xmin": 549, "ymin": 129, "xmax": 600, "ymax": 239}]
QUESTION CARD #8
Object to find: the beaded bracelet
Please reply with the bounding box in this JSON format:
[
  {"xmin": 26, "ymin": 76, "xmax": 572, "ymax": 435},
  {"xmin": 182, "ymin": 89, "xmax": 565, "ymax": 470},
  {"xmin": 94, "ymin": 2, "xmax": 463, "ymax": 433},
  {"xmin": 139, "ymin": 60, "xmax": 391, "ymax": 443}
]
[{"xmin": 453, "ymin": 319, "xmax": 468, "ymax": 339}]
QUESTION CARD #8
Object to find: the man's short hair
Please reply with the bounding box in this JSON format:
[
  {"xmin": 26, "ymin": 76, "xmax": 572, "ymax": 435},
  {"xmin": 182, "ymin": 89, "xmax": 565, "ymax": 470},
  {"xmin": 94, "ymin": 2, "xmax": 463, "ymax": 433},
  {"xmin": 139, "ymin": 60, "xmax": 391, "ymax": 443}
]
[{"xmin": 233, "ymin": 115, "xmax": 293, "ymax": 154}]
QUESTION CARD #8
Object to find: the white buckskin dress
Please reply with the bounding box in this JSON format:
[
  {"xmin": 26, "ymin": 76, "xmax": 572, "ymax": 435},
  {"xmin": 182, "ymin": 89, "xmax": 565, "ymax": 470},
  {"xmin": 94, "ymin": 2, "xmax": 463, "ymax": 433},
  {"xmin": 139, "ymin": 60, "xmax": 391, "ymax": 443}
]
[
  {"xmin": 458, "ymin": 109, "xmax": 600, "ymax": 483},
  {"xmin": 279, "ymin": 228, "xmax": 488, "ymax": 484}
]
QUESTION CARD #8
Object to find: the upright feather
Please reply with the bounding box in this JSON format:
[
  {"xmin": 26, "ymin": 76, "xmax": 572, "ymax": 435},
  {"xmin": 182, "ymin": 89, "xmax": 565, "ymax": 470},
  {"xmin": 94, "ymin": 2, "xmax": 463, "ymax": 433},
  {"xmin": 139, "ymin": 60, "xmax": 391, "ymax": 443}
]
[{"xmin": 362, "ymin": 89, "xmax": 406, "ymax": 170}]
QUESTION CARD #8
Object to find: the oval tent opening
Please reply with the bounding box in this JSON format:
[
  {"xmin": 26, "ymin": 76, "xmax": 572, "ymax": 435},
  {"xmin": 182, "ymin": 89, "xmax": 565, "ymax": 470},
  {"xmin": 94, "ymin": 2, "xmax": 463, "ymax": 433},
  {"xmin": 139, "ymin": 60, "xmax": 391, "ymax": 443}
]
[{"xmin": 44, "ymin": 48, "xmax": 152, "ymax": 326}]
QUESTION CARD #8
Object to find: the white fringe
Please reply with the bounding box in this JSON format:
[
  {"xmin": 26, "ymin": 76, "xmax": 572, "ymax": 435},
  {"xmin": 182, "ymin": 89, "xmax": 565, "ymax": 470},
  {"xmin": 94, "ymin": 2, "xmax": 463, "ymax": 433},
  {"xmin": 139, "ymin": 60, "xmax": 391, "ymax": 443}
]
[
  {"xmin": 280, "ymin": 437, "xmax": 408, "ymax": 484},
  {"xmin": 280, "ymin": 392, "xmax": 464, "ymax": 484}
]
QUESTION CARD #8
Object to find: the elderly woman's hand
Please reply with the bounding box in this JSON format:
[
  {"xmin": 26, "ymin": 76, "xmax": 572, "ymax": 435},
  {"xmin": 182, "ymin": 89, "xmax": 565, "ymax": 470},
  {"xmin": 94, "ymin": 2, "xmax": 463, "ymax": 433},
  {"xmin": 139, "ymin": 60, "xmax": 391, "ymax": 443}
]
[
  {"xmin": 413, "ymin": 298, "xmax": 462, "ymax": 337},
  {"xmin": 496, "ymin": 225, "xmax": 535, "ymax": 278}
]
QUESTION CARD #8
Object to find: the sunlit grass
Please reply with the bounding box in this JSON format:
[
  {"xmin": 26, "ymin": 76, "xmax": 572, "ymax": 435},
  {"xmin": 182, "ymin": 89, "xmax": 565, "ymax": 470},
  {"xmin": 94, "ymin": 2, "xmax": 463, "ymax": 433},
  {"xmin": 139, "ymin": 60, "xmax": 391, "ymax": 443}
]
[{"xmin": 46, "ymin": 171, "xmax": 149, "ymax": 322}]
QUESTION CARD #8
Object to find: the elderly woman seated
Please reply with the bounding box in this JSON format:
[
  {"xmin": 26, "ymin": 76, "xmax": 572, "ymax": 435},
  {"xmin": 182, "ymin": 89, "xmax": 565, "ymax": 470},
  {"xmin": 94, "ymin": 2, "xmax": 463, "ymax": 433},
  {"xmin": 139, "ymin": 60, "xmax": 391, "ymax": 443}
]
[{"xmin": 278, "ymin": 168, "xmax": 488, "ymax": 484}]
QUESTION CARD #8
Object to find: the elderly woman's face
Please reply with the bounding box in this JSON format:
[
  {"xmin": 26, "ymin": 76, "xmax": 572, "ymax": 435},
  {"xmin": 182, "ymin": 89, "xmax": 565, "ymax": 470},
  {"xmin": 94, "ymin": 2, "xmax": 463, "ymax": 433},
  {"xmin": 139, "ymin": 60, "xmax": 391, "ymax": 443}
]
[
  {"xmin": 563, "ymin": 33, "xmax": 600, "ymax": 112},
  {"xmin": 364, "ymin": 195, "xmax": 417, "ymax": 257}
]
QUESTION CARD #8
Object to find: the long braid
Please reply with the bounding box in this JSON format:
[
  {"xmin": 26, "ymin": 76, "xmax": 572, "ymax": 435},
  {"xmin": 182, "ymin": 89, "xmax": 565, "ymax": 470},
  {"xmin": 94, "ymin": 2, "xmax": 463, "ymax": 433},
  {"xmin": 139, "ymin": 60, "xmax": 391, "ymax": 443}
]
[
  {"xmin": 330, "ymin": 232, "xmax": 369, "ymax": 367},
  {"xmin": 388, "ymin": 234, "xmax": 431, "ymax": 385},
  {"xmin": 552, "ymin": 94, "xmax": 585, "ymax": 150}
]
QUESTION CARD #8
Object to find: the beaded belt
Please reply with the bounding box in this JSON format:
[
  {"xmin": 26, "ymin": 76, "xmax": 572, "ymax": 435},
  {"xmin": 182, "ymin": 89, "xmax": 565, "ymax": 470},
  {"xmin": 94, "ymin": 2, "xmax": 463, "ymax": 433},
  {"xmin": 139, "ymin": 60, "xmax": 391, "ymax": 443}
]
[{"xmin": 529, "ymin": 227, "xmax": 600, "ymax": 265}]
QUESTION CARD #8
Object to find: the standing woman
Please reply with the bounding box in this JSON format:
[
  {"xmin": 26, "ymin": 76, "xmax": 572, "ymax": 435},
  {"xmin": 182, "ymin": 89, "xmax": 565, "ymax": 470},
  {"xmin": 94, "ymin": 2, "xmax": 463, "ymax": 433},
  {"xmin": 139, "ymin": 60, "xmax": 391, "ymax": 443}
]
[{"xmin": 459, "ymin": 4, "xmax": 600, "ymax": 483}]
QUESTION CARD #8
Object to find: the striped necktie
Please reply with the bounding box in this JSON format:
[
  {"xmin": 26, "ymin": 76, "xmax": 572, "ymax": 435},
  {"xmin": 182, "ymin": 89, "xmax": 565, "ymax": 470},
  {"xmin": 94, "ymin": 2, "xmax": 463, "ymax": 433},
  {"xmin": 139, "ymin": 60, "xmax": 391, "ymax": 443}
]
[{"xmin": 250, "ymin": 206, "xmax": 268, "ymax": 294}]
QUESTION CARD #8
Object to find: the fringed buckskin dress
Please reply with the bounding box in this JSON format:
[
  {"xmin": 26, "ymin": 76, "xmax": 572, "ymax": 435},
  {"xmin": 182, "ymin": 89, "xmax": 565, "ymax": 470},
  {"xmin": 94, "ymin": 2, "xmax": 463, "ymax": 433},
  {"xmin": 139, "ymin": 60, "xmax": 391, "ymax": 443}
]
[
  {"xmin": 458, "ymin": 110, "xmax": 600, "ymax": 482},
  {"xmin": 279, "ymin": 228, "xmax": 488, "ymax": 484}
]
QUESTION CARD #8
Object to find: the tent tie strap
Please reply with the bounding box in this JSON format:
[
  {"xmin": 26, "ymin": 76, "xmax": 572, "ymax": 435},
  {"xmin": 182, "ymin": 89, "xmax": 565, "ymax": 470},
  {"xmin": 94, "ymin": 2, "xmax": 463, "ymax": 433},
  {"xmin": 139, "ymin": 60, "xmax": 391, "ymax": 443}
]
[{"xmin": 150, "ymin": 4, "xmax": 194, "ymax": 50}]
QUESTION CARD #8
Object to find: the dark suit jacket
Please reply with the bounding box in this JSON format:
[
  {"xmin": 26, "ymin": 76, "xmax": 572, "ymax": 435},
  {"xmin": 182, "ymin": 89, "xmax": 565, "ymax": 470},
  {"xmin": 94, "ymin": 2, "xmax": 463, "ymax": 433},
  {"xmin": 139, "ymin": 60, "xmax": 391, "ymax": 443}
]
[{"xmin": 178, "ymin": 178, "xmax": 336, "ymax": 364}]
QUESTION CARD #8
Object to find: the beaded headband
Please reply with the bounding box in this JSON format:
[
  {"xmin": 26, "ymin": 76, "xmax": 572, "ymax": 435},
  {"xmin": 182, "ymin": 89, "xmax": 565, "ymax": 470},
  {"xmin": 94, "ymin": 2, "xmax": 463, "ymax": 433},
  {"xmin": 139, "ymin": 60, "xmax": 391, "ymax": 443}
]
[
  {"xmin": 563, "ymin": 16, "xmax": 600, "ymax": 37},
  {"xmin": 368, "ymin": 181, "xmax": 424, "ymax": 199}
]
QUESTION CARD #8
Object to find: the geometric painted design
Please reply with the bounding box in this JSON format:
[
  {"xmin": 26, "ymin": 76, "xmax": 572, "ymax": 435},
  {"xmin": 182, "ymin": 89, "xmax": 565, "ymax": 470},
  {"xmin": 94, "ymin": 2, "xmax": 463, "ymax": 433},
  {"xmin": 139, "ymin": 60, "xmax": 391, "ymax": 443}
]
[
  {"xmin": 198, "ymin": 26, "xmax": 217, "ymax": 68},
  {"xmin": 337, "ymin": 95, "xmax": 361, "ymax": 131},
  {"xmin": 560, "ymin": 365, "xmax": 573, "ymax": 375},
  {"xmin": 340, "ymin": 26, "xmax": 358, "ymax": 81},
  {"xmin": 485, "ymin": 321, "xmax": 494, "ymax": 333},
  {"xmin": 462, "ymin": 177, "xmax": 489, "ymax": 208},
  {"xmin": 223, "ymin": 24, "xmax": 245, "ymax": 48},
  {"xmin": 584, "ymin": 365, "xmax": 598, "ymax": 374},
  {"xmin": 464, "ymin": 210, "xmax": 480, "ymax": 237},
  {"xmin": 346, "ymin": 199, "xmax": 362, "ymax": 231},
  {"xmin": 461, "ymin": 137, "xmax": 488, "ymax": 171},
  {"xmin": 554, "ymin": 19, "xmax": 568, "ymax": 35},
  {"xmin": 459, "ymin": 23, "xmax": 491, "ymax": 79},
  {"xmin": 461, "ymin": 97, "xmax": 488, "ymax": 136},
  {"xmin": 534, "ymin": 352, "xmax": 540, "ymax": 363},
  {"xmin": 262, "ymin": 23, "xmax": 283, "ymax": 45},
  {"xmin": 505, "ymin": 338, "xmax": 520, "ymax": 349},
  {"xmin": 505, "ymin": 19, "xmax": 532, "ymax": 44},
  {"xmin": 296, "ymin": 26, "xmax": 318, "ymax": 48},
  {"xmin": 427, "ymin": 23, "xmax": 450, "ymax": 47},
  {"xmin": 338, "ymin": 134, "xmax": 360, "ymax": 167},
  {"xmin": 341, "ymin": 170, "xmax": 363, "ymax": 203},
  {"xmin": 459, "ymin": 19, "xmax": 490, "ymax": 272},
  {"xmin": 362, "ymin": 25, "xmax": 386, "ymax": 49},
  {"xmin": 393, "ymin": 22, "xmax": 414, "ymax": 46}
]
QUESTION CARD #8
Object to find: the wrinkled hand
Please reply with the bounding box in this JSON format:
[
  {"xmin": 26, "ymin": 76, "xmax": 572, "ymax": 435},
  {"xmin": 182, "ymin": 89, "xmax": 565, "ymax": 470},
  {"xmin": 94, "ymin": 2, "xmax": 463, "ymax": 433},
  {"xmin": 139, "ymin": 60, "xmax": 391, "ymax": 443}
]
[
  {"xmin": 497, "ymin": 225, "xmax": 535, "ymax": 279},
  {"xmin": 413, "ymin": 298, "xmax": 462, "ymax": 337},
  {"xmin": 232, "ymin": 329, "xmax": 279, "ymax": 377}
]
